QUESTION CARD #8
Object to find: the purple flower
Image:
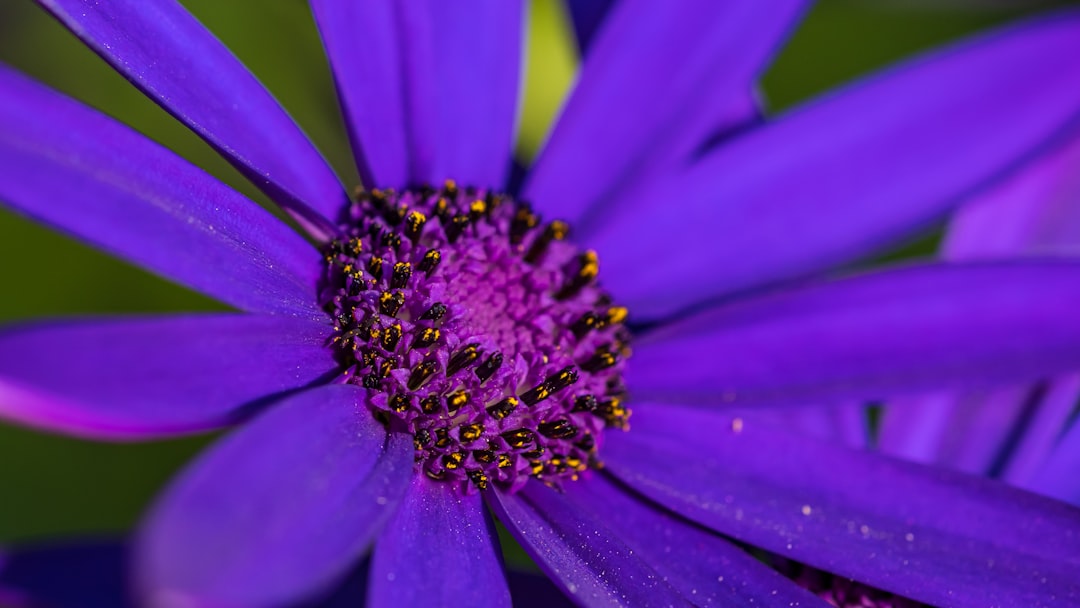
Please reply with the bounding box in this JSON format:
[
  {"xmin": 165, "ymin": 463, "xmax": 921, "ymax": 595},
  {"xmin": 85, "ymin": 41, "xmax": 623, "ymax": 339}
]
[{"xmin": 3, "ymin": 1, "xmax": 1080, "ymax": 606}]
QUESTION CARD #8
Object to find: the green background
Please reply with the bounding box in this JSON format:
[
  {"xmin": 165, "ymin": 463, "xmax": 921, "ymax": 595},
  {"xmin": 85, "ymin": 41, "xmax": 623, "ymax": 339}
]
[{"xmin": 0, "ymin": 0, "xmax": 1074, "ymax": 552}]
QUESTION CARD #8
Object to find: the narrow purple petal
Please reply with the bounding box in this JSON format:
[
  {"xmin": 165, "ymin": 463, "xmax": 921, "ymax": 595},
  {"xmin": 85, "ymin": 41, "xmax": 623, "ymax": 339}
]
[
  {"xmin": 310, "ymin": 0, "xmax": 409, "ymax": 189},
  {"xmin": 944, "ymin": 135, "xmax": 1080, "ymax": 258},
  {"xmin": 630, "ymin": 262, "xmax": 1080, "ymax": 407},
  {"xmin": 369, "ymin": 478, "xmax": 509, "ymax": 608},
  {"xmin": 605, "ymin": 403, "xmax": 1080, "ymax": 607},
  {"xmin": 743, "ymin": 403, "xmax": 869, "ymax": 448},
  {"xmin": 37, "ymin": 0, "xmax": 345, "ymax": 234},
  {"xmin": 524, "ymin": 0, "xmax": 804, "ymax": 225},
  {"xmin": 311, "ymin": 1, "xmax": 523, "ymax": 189},
  {"xmin": 1001, "ymin": 375, "xmax": 1080, "ymax": 486},
  {"xmin": 881, "ymin": 378, "xmax": 1078, "ymax": 482},
  {"xmin": 0, "ymin": 64, "xmax": 324, "ymax": 318},
  {"xmin": 880, "ymin": 388, "xmax": 1036, "ymax": 474},
  {"xmin": 424, "ymin": 1, "xmax": 523, "ymax": 189},
  {"xmin": 311, "ymin": 560, "xmax": 570, "ymax": 608},
  {"xmin": 486, "ymin": 484, "xmax": 686, "ymax": 606},
  {"xmin": 0, "ymin": 314, "xmax": 336, "ymax": 439},
  {"xmin": 560, "ymin": 475, "xmax": 828, "ymax": 607},
  {"xmin": 383, "ymin": 3, "xmax": 439, "ymax": 185},
  {"xmin": 1030, "ymin": 416, "xmax": 1080, "ymax": 504},
  {"xmin": 137, "ymin": 385, "xmax": 413, "ymax": 607},
  {"xmin": 590, "ymin": 11, "xmax": 1080, "ymax": 319}
]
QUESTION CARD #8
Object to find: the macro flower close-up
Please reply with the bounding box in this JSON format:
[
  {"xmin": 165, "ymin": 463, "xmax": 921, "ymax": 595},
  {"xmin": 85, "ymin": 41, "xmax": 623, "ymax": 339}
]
[{"xmin": 3, "ymin": 1, "xmax": 1080, "ymax": 607}]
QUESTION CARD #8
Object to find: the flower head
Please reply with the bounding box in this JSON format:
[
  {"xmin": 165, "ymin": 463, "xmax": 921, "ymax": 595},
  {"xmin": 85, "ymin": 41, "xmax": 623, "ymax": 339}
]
[
  {"xmin": 3, "ymin": 1, "xmax": 1080, "ymax": 606},
  {"xmin": 321, "ymin": 183, "xmax": 630, "ymax": 492}
]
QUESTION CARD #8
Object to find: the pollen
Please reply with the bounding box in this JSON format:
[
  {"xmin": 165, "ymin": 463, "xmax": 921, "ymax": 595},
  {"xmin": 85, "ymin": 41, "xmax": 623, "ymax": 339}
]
[{"xmin": 320, "ymin": 183, "xmax": 630, "ymax": 492}]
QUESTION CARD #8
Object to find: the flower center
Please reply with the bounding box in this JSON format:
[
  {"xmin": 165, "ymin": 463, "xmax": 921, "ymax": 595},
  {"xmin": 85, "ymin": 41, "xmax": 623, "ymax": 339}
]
[{"xmin": 320, "ymin": 181, "xmax": 631, "ymax": 492}]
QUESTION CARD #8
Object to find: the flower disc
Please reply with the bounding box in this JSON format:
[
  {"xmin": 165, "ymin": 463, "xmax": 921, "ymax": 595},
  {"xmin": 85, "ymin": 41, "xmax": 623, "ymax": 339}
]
[{"xmin": 321, "ymin": 181, "xmax": 631, "ymax": 491}]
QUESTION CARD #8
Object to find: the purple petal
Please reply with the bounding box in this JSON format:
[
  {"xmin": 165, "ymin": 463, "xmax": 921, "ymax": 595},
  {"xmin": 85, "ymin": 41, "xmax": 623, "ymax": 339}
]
[
  {"xmin": 313, "ymin": 560, "xmax": 570, "ymax": 608},
  {"xmin": 369, "ymin": 478, "xmax": 509, "ymax": 608},
  {"xmin": 137, "ymin": 385, "xmax": 413, "ymax": 607},
  {"xmin": 1000, "ymin": 375, "xmax": 1080, "ymax": 486},
  {"xmin": 880, "ymin": 388, "xmax": 1035, "ymax": 474},
  {"xmin": 0, "ymin": 314, "xmax": 336, "ymax": 439},
  {"xmin": 742, "ymin": 403, "xmax": 869, "ymax": 448},
  {"xmin": 630, "ymin": 262, "xmax": 1080, "ymax": 407},
  {"xmin": 311, "ymin": 1, "xmax": 523, "ymax": 190},
  {"xmin": 880, "ymin": 379, "xmax": 1078, "ymax": 483},
  {"xmin": 309, "ymin": 0, "xmax": 409, "ymax": 189},
  {"xmin": 560, "ymin": 475, "xmax": 828, "ymax": 607},
  {"xmin": 605, "ymin": 403, "xmax": 1080, "ymax": 607},
  {"xmin": 0, "ymin": 64, "xmax": 324, "ymax": 318},
  {"xmin": 944, "ymin": 134, "xmax": 1080, "ymax": 258},
  {"xmin": 524, "ymin": 0, "xmax": 804, "ymax": 226},
  {"xmin": 389, "ymin": 4, "xmax": 439, "ymax": 185},
  {"xmin": 1030, "ymin": 415, "xmax": 1080, "ymax": 504},
  {"xmin": 590, "ymin": 11, "xmax": 1080, "ymax": 319},
  {"xmin": 38, "ymin": 0, "xmax": 345, "ymax": 234},
  {"xmin": 486, "ymin": 483, "xmax": 686, "ymax": 606},
  {"xmin": 424, "ymin": 1, "xmax": 523, "ymax": 189}
]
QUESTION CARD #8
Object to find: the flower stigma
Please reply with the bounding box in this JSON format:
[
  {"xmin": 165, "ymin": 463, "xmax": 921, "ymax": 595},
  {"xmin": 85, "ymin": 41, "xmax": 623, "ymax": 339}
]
[{"xmin": 320, "ymin": 180, "xmax": 631, "ymax": 492}]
